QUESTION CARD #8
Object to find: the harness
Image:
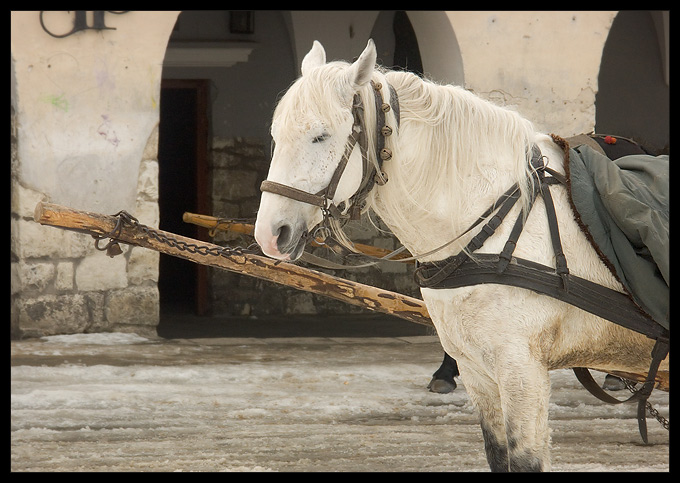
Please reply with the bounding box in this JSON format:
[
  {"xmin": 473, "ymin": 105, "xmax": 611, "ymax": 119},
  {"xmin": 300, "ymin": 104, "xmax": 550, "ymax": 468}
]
[{"xmin": 260, "ymin": 81, "xmax": 668, "ymax": 442}]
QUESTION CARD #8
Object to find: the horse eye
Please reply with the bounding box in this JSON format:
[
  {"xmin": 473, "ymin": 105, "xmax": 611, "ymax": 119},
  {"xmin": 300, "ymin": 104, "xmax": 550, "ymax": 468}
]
[{"xmin": 312, "ymin": 133, "xmax": 330, "ymax": 144}]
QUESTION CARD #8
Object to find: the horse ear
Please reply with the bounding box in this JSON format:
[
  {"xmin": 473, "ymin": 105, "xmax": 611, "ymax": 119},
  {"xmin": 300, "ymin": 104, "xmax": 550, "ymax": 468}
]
[
  {"xmin": 301, "ymin": 40, "xmax": 326, "ymax": 76},
  {"xmin": 347, "ymin": 39, "xmax": 377, "ymax": 88}
]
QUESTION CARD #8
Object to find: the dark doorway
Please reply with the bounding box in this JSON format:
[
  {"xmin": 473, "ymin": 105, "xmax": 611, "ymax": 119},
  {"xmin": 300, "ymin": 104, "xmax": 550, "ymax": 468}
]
[
  {"xmin": 595, "ymin": 11, "xmax": 669, "ymax": 154},
  {"xmin": 393, "ymin": 11, "xmax": 423, "ymax": 77},
  {"xmin": 158, "ymin": 79, "xmax": 210, "ymax": 316}
]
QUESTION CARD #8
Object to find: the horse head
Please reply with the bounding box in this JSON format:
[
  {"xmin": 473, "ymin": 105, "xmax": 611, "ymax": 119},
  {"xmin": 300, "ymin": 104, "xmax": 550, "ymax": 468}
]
[{"xmin": 254, "ymin": 40, "xmax": 382, "ymax": 261}]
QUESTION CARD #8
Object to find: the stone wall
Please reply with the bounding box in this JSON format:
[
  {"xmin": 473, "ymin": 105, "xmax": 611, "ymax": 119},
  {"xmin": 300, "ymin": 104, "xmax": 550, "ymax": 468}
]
[
  {"xmin": 207, "ymin": 137, "xmax": 421, "ymax": 317},
  {"xmin": 10, "ymin": 117, "xmax": 161, "ymax": 338}
]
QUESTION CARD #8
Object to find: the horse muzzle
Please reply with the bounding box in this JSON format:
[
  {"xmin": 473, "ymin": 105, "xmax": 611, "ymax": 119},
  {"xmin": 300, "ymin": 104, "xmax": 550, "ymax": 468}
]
[{"xmin": 254, "ymin": 219, "xmax": 308, "ymax": 261}]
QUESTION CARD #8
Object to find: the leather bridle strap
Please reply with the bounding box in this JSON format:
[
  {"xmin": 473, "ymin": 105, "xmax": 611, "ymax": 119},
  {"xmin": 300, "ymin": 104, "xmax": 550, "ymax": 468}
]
[
  {"xmin": 260, "ymin": 180, "xmax": 325, "ymax": 208},
  {"xmin": 260, "ymin": 129, "xmax": 360, "ymax": 216},
  {"xmin": 260, "ymin": 78, "xmax": 400, "ymax": 225}
]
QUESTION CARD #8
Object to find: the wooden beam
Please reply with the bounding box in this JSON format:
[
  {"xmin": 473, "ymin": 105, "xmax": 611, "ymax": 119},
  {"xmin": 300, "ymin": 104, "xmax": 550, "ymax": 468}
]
[{"xmin": 34, "ymin": 202, "xmax": 432, "ymax": 327}]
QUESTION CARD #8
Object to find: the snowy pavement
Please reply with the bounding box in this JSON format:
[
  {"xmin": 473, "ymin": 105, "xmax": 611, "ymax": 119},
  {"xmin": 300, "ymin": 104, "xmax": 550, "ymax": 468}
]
[{"xmin": 11, "ymin": 332, "xmax": 669, "ymax": 472}]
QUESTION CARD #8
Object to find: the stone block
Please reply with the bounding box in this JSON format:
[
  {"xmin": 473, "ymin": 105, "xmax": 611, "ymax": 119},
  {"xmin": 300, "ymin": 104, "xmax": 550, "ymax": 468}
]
[
  {"xmin": 286, "ymin": 292, "xmax": 318, "ymax": 314},
  {"xmin": 137, "ymin": 159, "xmax": 159, "ymax": 202},
  {"xmin": 142, "ymin": 124, "xmax": 159, "ymax": 160},
  {"xmin": 105, "ymin": 286, "xmax": 159, "ymax": 327},
  {"xmin": 11, "ymin": 180, "xmax": 46, "ymax": 219},
  {"xmin": 13, "ymin": 293, "xmax": 90, "ymax": 337},
  {"xmin": 134, "ymin": 199, "xmax": 160, "ymax": 228},
  {"xmin": 55, "ymin": 262, "xmax": 74, "ymax": 291},
  {"xmin": 75, "ymin": 252, "xmax": 128, "ymax": 291},
  {"xmin": 12, "ymin": 218, "xmax": 91, "ymax": 259},
  {"xmin": 213, "ymin": 169, "xmax": 259, "ymax": 200},
  {"xmin": 128, "ymin": 246, "xmax": 159, "ymax": 285},
  {"xmin": 13, "ymin": 261, "xmax": 55, "ymax": 293}
]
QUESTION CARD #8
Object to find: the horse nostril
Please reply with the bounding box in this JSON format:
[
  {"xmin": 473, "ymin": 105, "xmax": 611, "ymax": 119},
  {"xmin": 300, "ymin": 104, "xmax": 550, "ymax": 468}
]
[{"xmin": 276, "ymin": 224, "xmax": 293, "ymax": 251}]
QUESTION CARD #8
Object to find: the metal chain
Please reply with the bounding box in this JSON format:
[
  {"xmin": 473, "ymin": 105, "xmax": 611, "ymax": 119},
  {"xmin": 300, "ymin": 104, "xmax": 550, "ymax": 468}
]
[
  {"xmin": 99, "ymin": 210, "xmax": 260, "ymax": 259},
  {"xmin": 623, "ymin": 379, "xmax": 669, "ymax": 431}
]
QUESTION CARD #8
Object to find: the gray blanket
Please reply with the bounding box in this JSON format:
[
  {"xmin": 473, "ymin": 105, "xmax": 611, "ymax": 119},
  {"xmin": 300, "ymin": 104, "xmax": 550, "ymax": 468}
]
[{"xmin": 566, "ymin": 144, "xmax": 669, "ymax": 331}]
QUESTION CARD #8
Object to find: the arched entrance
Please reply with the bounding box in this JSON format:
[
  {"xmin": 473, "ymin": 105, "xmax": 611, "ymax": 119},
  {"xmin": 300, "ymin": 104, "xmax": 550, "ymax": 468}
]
[{"xmin": 595, "ymin": 11, "xmax": 669, "ymax": 154}]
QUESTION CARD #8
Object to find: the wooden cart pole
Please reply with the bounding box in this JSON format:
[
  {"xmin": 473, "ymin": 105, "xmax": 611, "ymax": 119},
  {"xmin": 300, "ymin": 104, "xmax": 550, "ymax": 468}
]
[{"xmin": 34, "ymin": 202, "xmax": 432, "ymax": 327}]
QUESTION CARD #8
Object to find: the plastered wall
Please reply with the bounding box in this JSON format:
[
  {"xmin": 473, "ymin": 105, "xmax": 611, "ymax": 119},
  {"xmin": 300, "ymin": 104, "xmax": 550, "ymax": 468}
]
[{"xmin": 11, "ymin": 11, "xmax": 180, "ymax": 337}]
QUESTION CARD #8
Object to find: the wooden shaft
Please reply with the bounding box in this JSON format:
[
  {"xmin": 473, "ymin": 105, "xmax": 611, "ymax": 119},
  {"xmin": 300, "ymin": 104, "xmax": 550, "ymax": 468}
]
[
  {"xmin": 182, "ymin": 212, "xmax": 254, "ymax": 236},
  {"xmin": 35, "ymin": 202, "xmax": 432, "ymax": 327},
  {"xmin": 182, "ymin": 211, "xmax": 413, "ymax": 261}
]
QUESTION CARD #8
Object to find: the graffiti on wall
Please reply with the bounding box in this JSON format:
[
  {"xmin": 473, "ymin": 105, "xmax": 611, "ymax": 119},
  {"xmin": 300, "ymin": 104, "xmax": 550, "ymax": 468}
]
[{"xmin": 40, "ymin": 11, "xmax": 128, "ymax": 38}]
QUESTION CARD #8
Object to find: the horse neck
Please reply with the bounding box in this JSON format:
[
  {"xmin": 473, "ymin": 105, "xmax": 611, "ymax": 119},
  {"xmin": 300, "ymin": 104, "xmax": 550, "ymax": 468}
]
[{"xmin": 366, "ymin": 73, "xmax": 538, "ymax": 260}]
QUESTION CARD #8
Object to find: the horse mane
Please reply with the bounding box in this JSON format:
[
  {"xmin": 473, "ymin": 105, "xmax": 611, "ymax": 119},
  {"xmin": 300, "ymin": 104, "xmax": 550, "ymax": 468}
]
[{"xmin": 366, "ymin": 70, "xmax": 539, "ymax": 254}]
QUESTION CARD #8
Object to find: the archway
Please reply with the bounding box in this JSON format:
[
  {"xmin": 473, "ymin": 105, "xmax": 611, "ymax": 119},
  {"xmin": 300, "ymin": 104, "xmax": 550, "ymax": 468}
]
[{"xmin": 595, "ymin": 11, "xmax": 669, "ymax": 154}]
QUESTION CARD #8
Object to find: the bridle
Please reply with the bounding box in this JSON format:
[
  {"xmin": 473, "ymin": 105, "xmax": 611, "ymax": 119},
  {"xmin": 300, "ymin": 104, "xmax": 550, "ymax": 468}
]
[{"xmin": 260, "ymin": 80, "xmax": 399, "ymax": 247}]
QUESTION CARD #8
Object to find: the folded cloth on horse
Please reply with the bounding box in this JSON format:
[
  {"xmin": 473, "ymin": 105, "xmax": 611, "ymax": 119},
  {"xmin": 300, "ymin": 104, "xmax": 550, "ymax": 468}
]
[{"xmin": 566, "ymin": 143, "xmax": 669, "ymax": 331}]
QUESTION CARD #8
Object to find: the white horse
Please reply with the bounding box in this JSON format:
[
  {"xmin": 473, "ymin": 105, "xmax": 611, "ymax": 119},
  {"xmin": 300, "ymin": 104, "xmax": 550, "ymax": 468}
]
[{"xmin": 254, "ymin": 40, "xmax": 668, "ymax": 471}]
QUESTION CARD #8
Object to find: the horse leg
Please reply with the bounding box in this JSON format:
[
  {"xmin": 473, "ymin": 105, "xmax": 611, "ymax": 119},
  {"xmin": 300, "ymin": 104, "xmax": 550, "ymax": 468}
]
[
  {"xmin": 461, "ymin": 355, "xmax": 551, "ymax": 471},
  {"xmin": 603, "ymin": 374, "xmax": 626, "ymax": 391},
  {"xmin": 458, "ymin": 363, "xmax": 510, "ymax": 471},
  {"xmin": 496, "ymin": 355, "xmax": 552, "ymax": 472},
  {"xmin": 428, "ymin": 352, "xmax": 459, "ymax": 393}
]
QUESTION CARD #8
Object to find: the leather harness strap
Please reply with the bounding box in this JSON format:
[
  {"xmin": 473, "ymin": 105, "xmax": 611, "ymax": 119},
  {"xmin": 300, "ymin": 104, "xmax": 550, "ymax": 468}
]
[{"xmin": 573, "ymin": 332, "xmax": 669, "ymax": 444}]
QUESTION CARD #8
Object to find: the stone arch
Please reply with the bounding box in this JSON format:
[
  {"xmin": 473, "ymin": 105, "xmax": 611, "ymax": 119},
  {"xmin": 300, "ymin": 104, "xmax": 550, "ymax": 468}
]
[{"xmin": 404, "ymin": 11, "xmax": 464, "ymax": 85}]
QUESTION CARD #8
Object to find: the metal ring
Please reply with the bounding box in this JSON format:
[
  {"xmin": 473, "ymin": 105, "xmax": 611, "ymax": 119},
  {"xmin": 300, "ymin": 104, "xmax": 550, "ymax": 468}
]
[{"xmin": 313, "ymin": 225, "xmax": 331, "ymax": 245}]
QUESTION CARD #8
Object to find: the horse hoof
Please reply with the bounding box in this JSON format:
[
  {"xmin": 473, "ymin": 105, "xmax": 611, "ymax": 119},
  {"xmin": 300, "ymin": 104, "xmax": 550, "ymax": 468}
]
[
  {"xmin": 602, "ymin": 374, "xmax": 626, "ymax": 391},
  {"xmin": 428, "ymin": 377, "xmax": 457, "ymax": 394}
]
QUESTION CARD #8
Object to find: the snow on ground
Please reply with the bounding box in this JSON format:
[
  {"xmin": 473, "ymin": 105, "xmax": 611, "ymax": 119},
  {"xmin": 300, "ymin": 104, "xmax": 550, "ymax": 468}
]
[{"xmin": 11, "ymin": 333, "xmax": 669, "ymax": 472}]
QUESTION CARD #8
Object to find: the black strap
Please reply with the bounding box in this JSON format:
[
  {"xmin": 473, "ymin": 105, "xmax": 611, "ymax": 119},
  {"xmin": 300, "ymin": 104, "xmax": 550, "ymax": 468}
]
[
  {"xmin": 415, "ymin": 186, "xmax": 522, "ymax": 287},
  {"xmin": 536, "ymin": 163, "xmax": 570, "ymax": 291},
  {"xmin": 573, "ymin": 332, "xmax": 668, "ymax": 443},
  {"xmin": 416, "ymin": 254, "xmax": 664, "ymax": 339}
]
